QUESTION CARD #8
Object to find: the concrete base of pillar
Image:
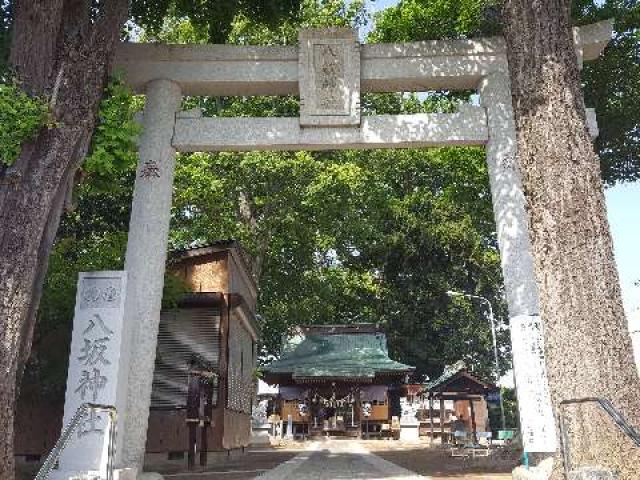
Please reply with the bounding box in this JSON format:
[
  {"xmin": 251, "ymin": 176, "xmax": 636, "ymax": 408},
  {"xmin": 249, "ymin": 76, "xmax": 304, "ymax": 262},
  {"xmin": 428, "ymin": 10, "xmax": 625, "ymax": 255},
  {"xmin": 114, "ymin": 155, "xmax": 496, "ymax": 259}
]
[
  {"xmin": 114, "ymin": 468, "xmax": 138, "ymax": 480},
  {"xmin": 511, "ymin": 457, "xmax": 553, "ymax": 480},
  {"xmin": 252, "ymin": 425, "xmax": 272, "ymax": 445}
]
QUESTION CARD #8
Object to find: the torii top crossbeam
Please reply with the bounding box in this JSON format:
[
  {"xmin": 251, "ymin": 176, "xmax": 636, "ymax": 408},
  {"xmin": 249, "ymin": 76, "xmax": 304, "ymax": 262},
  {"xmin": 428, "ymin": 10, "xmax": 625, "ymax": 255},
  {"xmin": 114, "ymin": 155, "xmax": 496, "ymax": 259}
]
[{"xmin": 114, "ymin": 20, "xmax": 611, "ymax": 96}]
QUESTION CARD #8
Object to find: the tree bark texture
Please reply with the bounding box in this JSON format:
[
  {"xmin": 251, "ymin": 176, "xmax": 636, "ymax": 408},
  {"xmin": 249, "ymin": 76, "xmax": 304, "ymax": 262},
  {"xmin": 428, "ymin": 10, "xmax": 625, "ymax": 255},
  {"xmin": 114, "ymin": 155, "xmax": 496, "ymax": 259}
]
[
  {"xmin": 0, "ymin": 1, "xmax": 128, "ymax": 479},
  {"xmin": 503, "ymin": 1, "xmax": 640, "ymax": 478}
]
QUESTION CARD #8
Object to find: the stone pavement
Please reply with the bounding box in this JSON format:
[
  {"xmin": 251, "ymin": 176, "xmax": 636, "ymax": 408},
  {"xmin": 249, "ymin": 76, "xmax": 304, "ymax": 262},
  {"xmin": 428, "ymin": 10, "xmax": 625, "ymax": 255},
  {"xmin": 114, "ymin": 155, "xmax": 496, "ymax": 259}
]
[{"xmin": 255, "ymin": 440, "xmax": 429, "ymax": 480}]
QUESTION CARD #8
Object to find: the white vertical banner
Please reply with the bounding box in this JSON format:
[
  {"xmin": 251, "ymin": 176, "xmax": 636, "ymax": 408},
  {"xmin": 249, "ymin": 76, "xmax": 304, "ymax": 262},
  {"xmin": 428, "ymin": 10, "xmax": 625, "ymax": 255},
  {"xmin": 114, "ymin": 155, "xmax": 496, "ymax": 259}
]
[
  {"xmin": 52, "ymin": 271, "xmax": 128, "ymax": 479},
  {"xmin": 510, "ymin": 314, "xmax": 557, "ymax": 453}
]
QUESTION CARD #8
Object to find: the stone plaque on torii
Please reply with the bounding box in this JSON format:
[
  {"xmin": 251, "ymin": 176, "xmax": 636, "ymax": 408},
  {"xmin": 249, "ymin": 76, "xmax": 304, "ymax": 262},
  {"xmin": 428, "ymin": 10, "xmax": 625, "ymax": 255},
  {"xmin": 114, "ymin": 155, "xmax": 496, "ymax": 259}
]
[
  {"xmin": 298, "ymin": 28, "xmax": 360, "ymax": 126},
  {"xmin": 54, "ymin": 20, "xmax": 612, "ymax": 479}
]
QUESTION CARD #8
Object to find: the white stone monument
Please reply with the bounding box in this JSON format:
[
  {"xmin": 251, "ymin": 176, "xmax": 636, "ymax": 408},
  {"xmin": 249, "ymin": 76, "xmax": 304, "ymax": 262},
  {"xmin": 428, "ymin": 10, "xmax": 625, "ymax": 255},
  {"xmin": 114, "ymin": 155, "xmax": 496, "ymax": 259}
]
[
  {"xmin": 251, "ymin": 399, "xmax": 271, "ymax": 445},
  {"xmin": 399, "ymin": 397, "xmax": 420, "ymax": 442},
  {"xmin": 51, "ymin": 271, "xmax": 130, "ymax": 480},
  {"xmin": 285, "ymin": 414, "xmax": 294, "ymax": 439}
]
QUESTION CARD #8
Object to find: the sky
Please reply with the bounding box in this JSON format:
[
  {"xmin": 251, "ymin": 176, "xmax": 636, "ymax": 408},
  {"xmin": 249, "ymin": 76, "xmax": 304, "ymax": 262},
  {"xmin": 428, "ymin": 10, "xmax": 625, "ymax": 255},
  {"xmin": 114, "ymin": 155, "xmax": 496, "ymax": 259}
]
[
  {"xmin": 605, "ymin": 184, "xmax": 640, "ymax": 330},
  {"xmin": 362, "ymin": 0, "xmax": 639, "ymax": 332}
]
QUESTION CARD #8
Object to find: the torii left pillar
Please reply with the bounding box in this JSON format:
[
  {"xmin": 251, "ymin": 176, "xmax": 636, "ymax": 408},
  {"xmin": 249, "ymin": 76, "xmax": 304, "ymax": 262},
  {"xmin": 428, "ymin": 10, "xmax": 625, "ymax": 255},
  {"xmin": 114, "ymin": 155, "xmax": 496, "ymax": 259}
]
[{"xmin": 117, "ymin": 79, "xmax": 182, "ymax": 475}]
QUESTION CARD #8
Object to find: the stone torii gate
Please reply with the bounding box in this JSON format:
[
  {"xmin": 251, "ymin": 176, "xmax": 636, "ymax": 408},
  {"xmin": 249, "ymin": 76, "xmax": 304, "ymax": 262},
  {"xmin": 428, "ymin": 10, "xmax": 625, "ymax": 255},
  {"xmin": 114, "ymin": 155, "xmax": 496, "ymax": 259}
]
[{"xmin": 54, "ymin": 21, "xmax": 612, "ymax": 479}]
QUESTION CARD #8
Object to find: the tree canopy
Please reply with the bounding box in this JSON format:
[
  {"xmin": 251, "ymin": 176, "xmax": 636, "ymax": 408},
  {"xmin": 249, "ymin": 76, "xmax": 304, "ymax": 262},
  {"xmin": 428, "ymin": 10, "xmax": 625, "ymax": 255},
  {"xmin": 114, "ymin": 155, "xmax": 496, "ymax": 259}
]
[
  {"xmin": 12, "ymin": 0, "xmax": 639, "ymax": 399},
  {"xmin": 20, "ymin": 1, "xmax": 512, "ymax": 402},
  {"xmin": 372, "ymin": 0, "xmax": 640, "ymax": 184}
]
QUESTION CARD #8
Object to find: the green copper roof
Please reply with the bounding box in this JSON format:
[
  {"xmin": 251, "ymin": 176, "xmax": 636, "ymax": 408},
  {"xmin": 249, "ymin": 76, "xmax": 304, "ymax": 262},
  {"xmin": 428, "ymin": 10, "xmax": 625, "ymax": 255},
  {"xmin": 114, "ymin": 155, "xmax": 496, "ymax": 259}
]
[
  {"xmin": 425, "ymin": 360, "xmax": 494, "ymax": 393},
  {"xmin": 425, "ymin": 360, "xmax": 467, "ymax": 390},
  {"xmin": 263, "ymin": 328, "xmax": 414, "ymax": 380}
]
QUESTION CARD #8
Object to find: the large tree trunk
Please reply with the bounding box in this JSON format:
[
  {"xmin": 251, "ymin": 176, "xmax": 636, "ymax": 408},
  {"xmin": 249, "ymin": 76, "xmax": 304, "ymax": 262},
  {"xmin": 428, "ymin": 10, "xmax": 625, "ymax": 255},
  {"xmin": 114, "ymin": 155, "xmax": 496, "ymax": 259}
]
[
  {"xmin": 0, "ymin": 2, "xmax": 127, "ymax": 478},
  {"xmin": 503, "ymin": 1, "xmax": 640, "ymax": 478},
  {"xmin": 238, "ymin": 190, "xmax": 271, "ymax": 280}
]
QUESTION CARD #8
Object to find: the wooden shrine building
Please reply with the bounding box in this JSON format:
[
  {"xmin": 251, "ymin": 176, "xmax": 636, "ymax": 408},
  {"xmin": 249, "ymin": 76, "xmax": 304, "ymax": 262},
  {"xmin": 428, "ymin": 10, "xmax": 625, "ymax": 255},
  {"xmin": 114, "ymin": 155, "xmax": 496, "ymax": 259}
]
[
  {"xmin": 262, "ymin": 324, "xmax": 414, "ymax": 438},
  {"xmin": 423, "ymin": 361, "xmax": 496, "ymax": 443},
  {"xmin": 145, "ymin": 241, "xmax": 260, "ymax": 468}
]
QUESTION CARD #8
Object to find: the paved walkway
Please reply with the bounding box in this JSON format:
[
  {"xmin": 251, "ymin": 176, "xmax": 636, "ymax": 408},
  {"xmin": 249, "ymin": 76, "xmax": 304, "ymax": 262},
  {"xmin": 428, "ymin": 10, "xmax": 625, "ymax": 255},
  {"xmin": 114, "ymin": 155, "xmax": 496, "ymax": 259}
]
[{"xmin": 255, "ymin": 441, "xmax": 429, "ymax": 480}]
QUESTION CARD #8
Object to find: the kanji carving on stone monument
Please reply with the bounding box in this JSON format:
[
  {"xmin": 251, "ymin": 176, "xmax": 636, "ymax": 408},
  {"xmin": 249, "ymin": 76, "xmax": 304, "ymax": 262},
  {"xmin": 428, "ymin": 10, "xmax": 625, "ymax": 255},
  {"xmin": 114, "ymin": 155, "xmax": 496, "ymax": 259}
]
[
  {"xmin": 79, "ymin": 337, "xmax": 112, "ymax": 366},
  {"xmin": 56, "ymin": 271, "xmax": 128, "ymax": 476},
  {"xmin": 510, "ymin": 314, "xmax": 557, "ymax": 452},
  {"xmin": 75, "ymin": 368, "xmax": 108, "ymax": 402},
  {"xmin": 314, "ymin": 44, "xmax": 346, "ymax": 111},
  {"xmin": 84, "ymin": 314, "xmax": 114, "ymax": 336},
  {"xmin": 78, "ymin": 410, "xmax": 104, "ymax": 438},
  {"xmin": 140, "ymin": 159, "xmax": 161, "ymax": 179}
]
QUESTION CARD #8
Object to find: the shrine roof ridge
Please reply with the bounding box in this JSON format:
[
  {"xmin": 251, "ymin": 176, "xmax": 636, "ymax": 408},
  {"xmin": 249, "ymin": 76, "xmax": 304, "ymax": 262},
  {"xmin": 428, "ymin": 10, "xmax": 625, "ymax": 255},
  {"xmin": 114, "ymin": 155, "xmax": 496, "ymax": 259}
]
[{"xmin": 262, "ymin": 327, "xmax": 414, "ymax": 383}]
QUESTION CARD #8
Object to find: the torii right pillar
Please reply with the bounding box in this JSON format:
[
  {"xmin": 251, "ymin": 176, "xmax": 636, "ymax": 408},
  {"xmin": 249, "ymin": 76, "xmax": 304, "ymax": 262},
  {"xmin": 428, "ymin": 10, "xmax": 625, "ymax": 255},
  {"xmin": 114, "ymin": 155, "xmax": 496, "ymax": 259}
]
[{"xmin": 480, "ymin": 71, "xmax": 558, "ymax": 454}]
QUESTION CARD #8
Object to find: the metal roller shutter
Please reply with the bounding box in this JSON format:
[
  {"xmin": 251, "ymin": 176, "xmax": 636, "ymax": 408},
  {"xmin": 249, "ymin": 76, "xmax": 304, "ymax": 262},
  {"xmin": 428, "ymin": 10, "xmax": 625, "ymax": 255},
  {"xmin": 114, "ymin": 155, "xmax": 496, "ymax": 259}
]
[{"xmin": 151, "ymin": 307, "xmax": 221, "ymax": 409}]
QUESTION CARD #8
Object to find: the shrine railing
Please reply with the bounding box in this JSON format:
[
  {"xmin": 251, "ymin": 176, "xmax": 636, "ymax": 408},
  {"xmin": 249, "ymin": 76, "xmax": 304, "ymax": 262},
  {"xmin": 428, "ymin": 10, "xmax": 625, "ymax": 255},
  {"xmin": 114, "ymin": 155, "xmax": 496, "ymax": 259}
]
[
  {"xmin": 34, "ymin": 403, "xmax": 117, "ymax": 480},
  {"xmin": 558, "ymin": 397, "xmax": 640, "ymax": 478}
]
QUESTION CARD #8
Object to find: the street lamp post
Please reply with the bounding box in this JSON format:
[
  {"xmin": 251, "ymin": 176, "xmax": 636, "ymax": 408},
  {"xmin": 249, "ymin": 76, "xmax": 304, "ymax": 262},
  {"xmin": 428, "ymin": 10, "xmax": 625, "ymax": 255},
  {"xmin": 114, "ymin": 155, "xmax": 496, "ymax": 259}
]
[{"xmin": 446, "ymin": 290, "xmax": 506, "ymax": 431}]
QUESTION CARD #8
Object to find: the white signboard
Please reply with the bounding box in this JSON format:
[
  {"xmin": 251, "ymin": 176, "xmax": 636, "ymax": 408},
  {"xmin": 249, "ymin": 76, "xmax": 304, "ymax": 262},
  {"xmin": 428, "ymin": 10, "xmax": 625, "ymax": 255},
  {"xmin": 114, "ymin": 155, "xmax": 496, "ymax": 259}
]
[
  {"xmin": 510, "ymin": 314, "xmax": 557, "ymax": 453},
  {"xmin": 52, "ymin": 272, "xmax": 128, "ymax": 479}
]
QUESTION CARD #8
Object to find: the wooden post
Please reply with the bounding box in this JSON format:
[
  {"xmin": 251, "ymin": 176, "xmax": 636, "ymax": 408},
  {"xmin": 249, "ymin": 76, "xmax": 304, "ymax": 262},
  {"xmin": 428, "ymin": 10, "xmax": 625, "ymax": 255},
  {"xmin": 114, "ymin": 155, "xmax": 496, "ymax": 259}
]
[
  {"xmin": 216, "ymin": 293, "xmax": 230, "ymax": 449},
  {"xmin": 440, "ymin": 397, "xmax": 445, "ymax": 443},
  {"xmin": 356, "ymin": 387, "xmax": 362, "ymax": 439},
  {"xmin": 429, "ymin": 393, "xmax": 434, "ymax": 442},
  {"xmin": 186, "ymin": 372, "xmax": 201, "ymax": 471},
  {"xmin": 200, "ymin": 379, "xmax": 214, "ymax": 467},
  {"xmin": 469, "ymin": 398, "xmax": 477, "ymax": 445}
]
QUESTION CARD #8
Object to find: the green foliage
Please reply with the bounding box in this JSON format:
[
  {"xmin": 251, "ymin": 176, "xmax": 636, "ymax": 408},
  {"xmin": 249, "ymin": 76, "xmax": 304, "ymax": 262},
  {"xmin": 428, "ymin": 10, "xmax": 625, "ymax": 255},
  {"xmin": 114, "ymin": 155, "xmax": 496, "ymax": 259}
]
[
  {"xmin": 132, "ymin": 0, "xmax": 301, "ymax": 43},
  {"xmin": 169, "ymin": 139, "xmax": 507, "ymax": 378},
  {"xmin": 487, "ymin": 387, "xmax": 519, "ymax": 432},
  {"xmin": 22, "ymin": 79, "xmax": 142, "ymax": 397},
  {"xmin": 144, "ymin": 0, "xmax": 365, "ymax": 46},
  {"xmin": 25, "ymin": 232, "xmax": 128, "ymax": 397},
  {"xmin": 84, "ymin": 78, "xmax": 143, "ymax": 186},
  {"xmin": 162, "ymin": 274, "xmax": 191, "ymax": 310},
  {"xmin": 227, "ymin": 0, "xmax": 366, "ymax": 44},
  {"xmin": 369, "ymin": 0, "xmax": 501, "ymax": 43},
  {"xmin": 0, "ymin": 81, "xmax": 49, "ymax": 166},
  {"xmin": 373, "ymin": 0, "xmax": 640, "ymax": 184},
  {"xmin": 574, "ymin": 0, "xmax": 640, "ymax": 184}
]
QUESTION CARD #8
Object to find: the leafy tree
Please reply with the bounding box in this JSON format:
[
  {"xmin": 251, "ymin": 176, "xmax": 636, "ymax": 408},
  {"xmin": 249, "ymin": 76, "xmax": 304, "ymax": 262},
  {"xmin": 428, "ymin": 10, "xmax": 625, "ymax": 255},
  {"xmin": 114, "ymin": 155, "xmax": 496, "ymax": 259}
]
[
  {"xmin": 373, "ymin": 0, "xmax": 640, "ymax": 185},
  {"xmin": 0, "ymin": 2, "xmax": 299, "ymax": 478},
  {"xmin": 370, "ymin": 0, "xmax": 501, "ymax": 42},
  {"xmin": 574, "ymin": 0, "xmax": 640, "ymax": 183},
  {"xmin": 27, "ymin": 1, "xmax": 509, "ymax": 397}
]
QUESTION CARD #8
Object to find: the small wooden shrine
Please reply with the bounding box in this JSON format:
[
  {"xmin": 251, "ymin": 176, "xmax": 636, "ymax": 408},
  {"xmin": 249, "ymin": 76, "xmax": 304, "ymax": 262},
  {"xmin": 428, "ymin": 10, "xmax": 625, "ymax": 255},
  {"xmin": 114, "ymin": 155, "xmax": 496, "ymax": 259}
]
[
  {"xmin": 262, "ymin": 324, "xmax": 414, "ymax": 438},
  {"xmin": 423, "ymin": 361, "xmax": 496, "ymax": 442},
  {"xmin": 145, "ymin": 240, "xmax": 260, "ymax": 469}
]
